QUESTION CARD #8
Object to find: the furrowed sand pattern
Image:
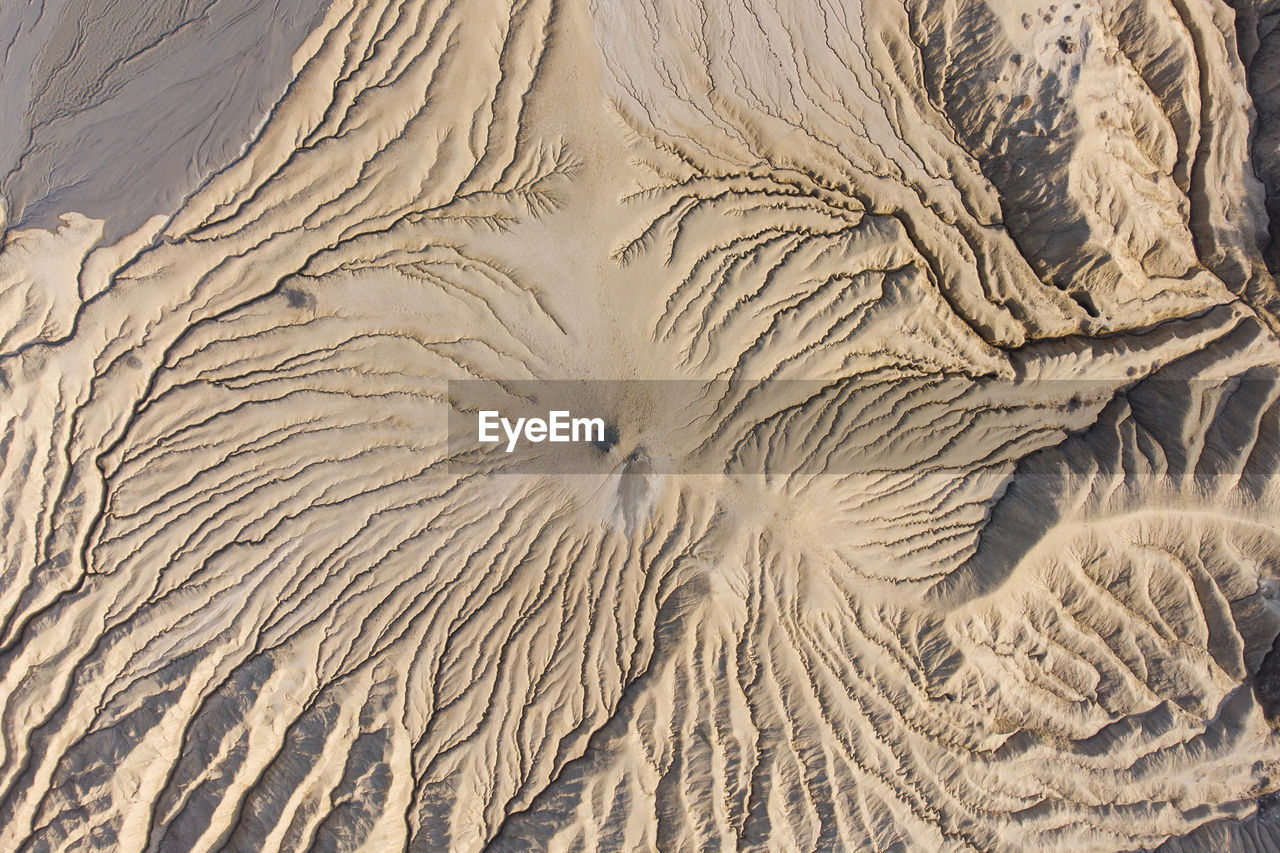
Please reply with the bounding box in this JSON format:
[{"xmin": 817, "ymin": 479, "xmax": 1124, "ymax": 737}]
[{"xmin": 2, "ymin": 0, "xmax": 1280, "ymax": 850}]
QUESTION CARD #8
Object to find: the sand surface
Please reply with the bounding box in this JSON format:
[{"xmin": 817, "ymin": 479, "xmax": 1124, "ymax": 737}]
[{"xmin": 2, "ymin": 0, "xmax": 1280, "ymax": 849}]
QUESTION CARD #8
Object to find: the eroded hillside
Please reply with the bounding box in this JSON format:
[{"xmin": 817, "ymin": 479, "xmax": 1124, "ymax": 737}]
[{"xmin": 1, "ymin": 0, "xmax": 1280, "ymax": 849}]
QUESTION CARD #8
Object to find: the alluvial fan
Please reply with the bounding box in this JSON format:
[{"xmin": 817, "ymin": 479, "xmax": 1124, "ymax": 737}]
[{"xmin": 1, "ymin": 0, "xmax": 1280, "ymax": 850}]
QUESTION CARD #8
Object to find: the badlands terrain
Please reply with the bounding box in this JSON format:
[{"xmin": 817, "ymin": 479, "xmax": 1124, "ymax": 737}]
[{"xmin": 3, "ymin": 0, "xmax": 1280, "ymax": 850}]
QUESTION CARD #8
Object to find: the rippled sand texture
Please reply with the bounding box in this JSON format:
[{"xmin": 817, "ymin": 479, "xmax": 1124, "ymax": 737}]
[{"xmin": 3, "ymin": 0, "xmax": 1280, "ymax": 849}]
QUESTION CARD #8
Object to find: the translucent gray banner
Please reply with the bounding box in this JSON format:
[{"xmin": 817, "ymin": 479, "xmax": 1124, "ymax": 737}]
[{"xmin": 444, "ymin": 375, "xmax": 1277, "ymax": 477}]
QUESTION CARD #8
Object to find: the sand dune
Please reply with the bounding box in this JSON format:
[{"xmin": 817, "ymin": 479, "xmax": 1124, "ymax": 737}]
[{"xmin": 1, "ymin": 0, "xmax": 1279, "ymax": 849}]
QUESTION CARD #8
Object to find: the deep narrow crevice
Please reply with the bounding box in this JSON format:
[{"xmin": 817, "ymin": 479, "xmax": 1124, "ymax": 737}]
[
  {"xmin": 1251, "ymin": 628, "xmax": 1280, "ymax": 726},
  {"xmin": 1226, "ymin": 0, "xmax": 1280, "ymax": 271}
]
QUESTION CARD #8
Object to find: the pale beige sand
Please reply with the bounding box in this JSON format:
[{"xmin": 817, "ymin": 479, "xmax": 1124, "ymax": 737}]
[{"xmin": 1, "ymin": 0, "xmax": 1280, "ymax": 850}]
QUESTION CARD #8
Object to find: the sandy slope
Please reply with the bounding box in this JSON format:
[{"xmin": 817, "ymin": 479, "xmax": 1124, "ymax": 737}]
[{"xmin": 1, "ymin": 0, "xmax": 1280, "ymax": 849}]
